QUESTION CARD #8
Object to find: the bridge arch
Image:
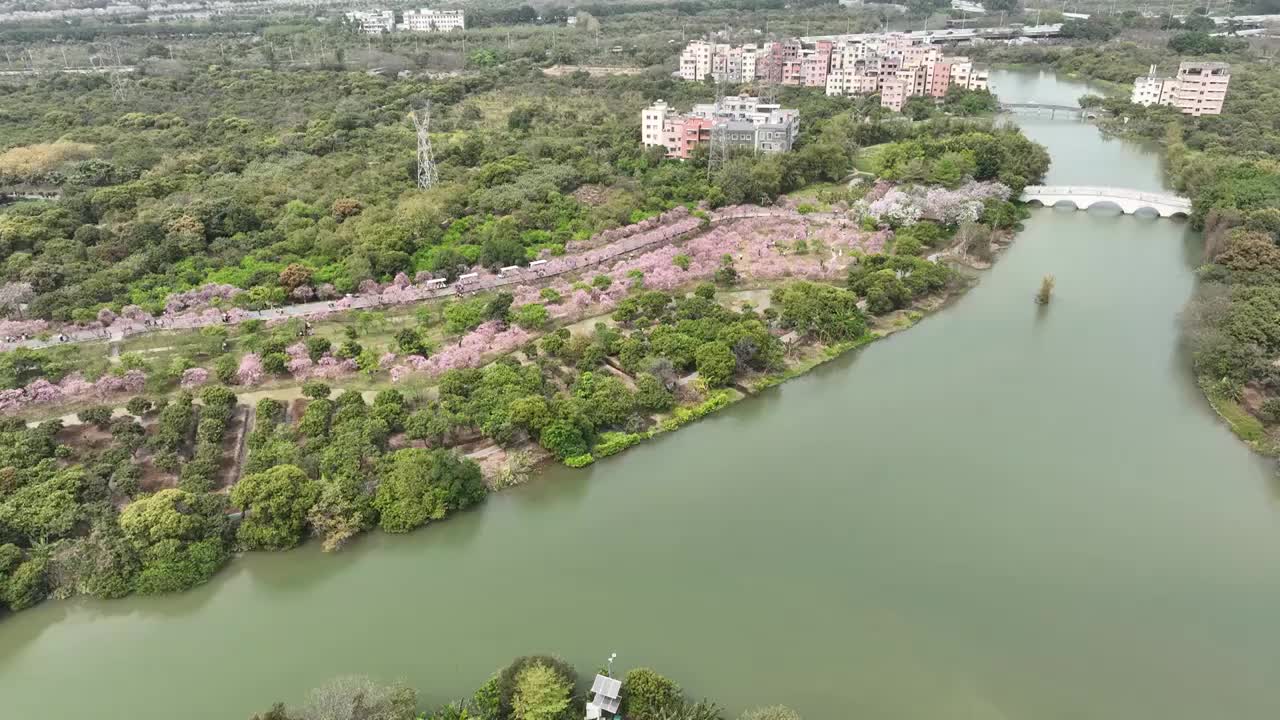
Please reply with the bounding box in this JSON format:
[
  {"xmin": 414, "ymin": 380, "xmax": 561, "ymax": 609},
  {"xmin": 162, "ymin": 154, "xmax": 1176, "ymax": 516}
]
[{"xmin": 1020, "ymin": 186, "xmax": 1191, "ymax": 219}]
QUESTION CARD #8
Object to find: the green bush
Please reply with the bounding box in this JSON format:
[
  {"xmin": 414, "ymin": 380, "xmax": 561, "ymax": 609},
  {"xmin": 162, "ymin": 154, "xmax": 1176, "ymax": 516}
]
[
  {"xmin": 658, "ymin": 391, "xmax": 734, "ymax": 433},
  {"xmin": 593, "ymin": 432, "xmax": 641, "ymax": 458},
  {"xmin": 563, "ymin": 453, "xmax": 595, "ymax": 468}
]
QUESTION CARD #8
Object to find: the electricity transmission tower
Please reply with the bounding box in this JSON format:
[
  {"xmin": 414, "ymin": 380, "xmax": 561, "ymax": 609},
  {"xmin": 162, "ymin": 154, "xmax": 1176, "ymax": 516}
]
[
  {"xmin": 412, "ymin": 104, "xmax": 438, "ymax": 190},
  {"xmin": 108, "ymin": 70, "xmax": 132, "ymax": 102},
  {"xmin": 707, "ymin": 75, "xmax": 730, "ymax": 180}
]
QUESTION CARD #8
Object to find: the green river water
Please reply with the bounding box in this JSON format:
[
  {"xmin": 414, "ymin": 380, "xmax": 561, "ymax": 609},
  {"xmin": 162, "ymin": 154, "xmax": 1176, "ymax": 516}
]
[{"xmin": 2, "ymin": 69, "xmax": 1279, "ymax": 720}]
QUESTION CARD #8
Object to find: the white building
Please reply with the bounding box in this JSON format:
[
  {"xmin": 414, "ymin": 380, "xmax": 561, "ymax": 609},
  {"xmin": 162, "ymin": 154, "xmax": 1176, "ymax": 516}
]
[
  {"xmin": 641, "ymin": 100, "xmax": 671, "ymax": 148},
  {"xmin": 678, "ymin": 40, "xmax": 718, "ymax": 81},
  {"xmin": 1131, "ymin": 62, "xmax": 1230, "ymax": 116},
  {"xmin": 345, "ymin": 9, "xmax": 395, "ymax": 35},
  {"xmin": 1132, "ymin": 66, "xmax": 1178, "ymax": 107},
  {"xmin": 401, "ymin": 8, "xmax": 465, "ymax": 32}
]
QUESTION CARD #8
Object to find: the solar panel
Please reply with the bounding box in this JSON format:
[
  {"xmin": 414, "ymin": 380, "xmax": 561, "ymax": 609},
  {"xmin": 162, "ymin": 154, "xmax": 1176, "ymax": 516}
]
[
  {"xmin": 602, "ymin": 677, "xmax": 622, "ymax": 698},
  {"xmin": 590, "ymin": 675, "xmax": 622, "ymax": 699}
]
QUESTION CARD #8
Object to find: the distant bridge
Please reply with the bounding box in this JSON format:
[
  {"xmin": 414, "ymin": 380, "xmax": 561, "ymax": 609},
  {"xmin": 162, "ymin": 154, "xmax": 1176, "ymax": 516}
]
[
  {"xmin": 1021, "ymin": 186, "xmax": 1191, "ymax": 218},
  {"xmin": 999, "ymin": 102, "xmax": 1098, "ymax": 119}
]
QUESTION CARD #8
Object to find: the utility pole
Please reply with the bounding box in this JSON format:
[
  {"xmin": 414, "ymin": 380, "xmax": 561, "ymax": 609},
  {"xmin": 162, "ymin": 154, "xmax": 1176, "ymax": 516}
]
[{"xmin": 413, "ymin": 104, "xmax": 439, "ymax": 190}]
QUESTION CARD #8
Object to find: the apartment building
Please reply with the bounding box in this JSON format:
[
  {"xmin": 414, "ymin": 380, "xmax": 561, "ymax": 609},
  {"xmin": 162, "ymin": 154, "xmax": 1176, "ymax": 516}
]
[
  {"xmin": 641, "ymin": 96, "xmax": 800, "ymax": 159},
  {"xmin": 1131, "ymin": 62, "xmax": 1231, "ymax": 116},
  {"xmin": 1171, "ymin": 61, "xmax": 1231, "ymax": 116},
  {"xmin": 401, "ymin": 8, "xmax": 465, "ymax": 32},
  {"xmin": 345, "ymin": 9, "xmax": 395, "ymax": 34},
  {"xmin": 345, "ymin": 8, "xmax": 464, "ymax": 34},
  {"xmin": 679, "ymin": 40, "xmax": 717, "ymax": 82},
  {"xmin": 880, "ymin": 79, "xmax": 907, "ymax": 112},
  {"xmin": 1131, "ymin": 67, "xmax": 1179, "ymax": 107},
  {"xmin": 675, "ymin": 34, "xmax": 987, "ymax": 113}
]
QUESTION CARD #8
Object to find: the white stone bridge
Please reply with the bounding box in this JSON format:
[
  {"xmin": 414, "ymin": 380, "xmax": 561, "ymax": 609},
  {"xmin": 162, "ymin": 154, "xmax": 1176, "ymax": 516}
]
[{"xmin": 1020, "ymin": 186, "xmax": 1192, "ymax": 218}]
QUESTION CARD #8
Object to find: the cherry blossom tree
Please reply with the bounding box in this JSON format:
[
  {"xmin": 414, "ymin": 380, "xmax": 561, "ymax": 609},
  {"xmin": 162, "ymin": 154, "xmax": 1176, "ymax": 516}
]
[
  {"xmin": 180, "ymin": 367, "xmax": 210, "ymax": 389},
  {"xmin": 237, "ymin": 353, "xmax": 264, "ymax": 386}
]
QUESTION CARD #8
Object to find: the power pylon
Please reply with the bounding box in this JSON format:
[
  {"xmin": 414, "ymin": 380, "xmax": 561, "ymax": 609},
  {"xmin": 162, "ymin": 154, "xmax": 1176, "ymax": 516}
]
[
  {"xmin": 108, "ymin": 70, "xmax": 132, "ymax": 102},
  {"xmin": 707, "ymin": 75, "xmax": 729, "ymax": 180},
  {"xmin": 412, "ymin": 104, "xmax": 438, "ymax": 190}
]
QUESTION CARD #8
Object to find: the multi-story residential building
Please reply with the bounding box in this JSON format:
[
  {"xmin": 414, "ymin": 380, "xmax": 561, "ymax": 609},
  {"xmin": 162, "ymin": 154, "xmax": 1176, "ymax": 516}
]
[
  {"xmin": 401, "ymin": 8, "xmax": 465, "ymax": 32},
  {"xmin": 1131, "ymin": 67, "xmax": 1178, "ymax": 107},
  {"xmin": 880, "ymin": 79, "xmax": 907, "ymax": 112},
  {"xmin": 1131, "ymin": 62, "xmax": 1230, "ymax": 116},
  {"xmin": 1170, "ymin": 61, "xmax": 1230, "ymax": 116},
  {"xmin": 345, "ymin": 10, "xmax": 395, "ymax": 34},
  {"xmin": 641, "ymin": 100, "xmax": 671, "ymax": 149},
  {"xmin": 675, "ymin": 34, "xmax": 987, "ymax": 112},
  {"xmin": 345, "ymin": 8, "xmax": 465, "ymax": 34},
  {"xmin": 679, "ymin": 40, "xmax": 716, "ymax": 82},
  {"xmin": 641, "ymin": 96, "xmax": 800, "ymax": 159}
]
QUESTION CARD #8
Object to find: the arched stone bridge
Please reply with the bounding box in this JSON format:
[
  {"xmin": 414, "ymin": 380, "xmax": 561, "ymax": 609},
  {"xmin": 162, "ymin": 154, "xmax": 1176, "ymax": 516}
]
[{"xmin": 1021, "ymin": 186, "xmax": 1192, "ymax": 218}]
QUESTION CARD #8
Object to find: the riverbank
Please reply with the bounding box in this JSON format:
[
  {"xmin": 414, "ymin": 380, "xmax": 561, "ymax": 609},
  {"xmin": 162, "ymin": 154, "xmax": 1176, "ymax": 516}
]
[
  {"xmin": 252, "ymin": 655, "xmax": 793, "ymax": 720},
  {"xmin": 0, "ymin": 199, "xmax": 1012, "ymax": 619}
]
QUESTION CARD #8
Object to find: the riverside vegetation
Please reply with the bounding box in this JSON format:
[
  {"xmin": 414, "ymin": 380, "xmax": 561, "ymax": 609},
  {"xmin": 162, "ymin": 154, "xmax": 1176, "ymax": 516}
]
[
  {"xmin": 0, "ymin": 14, "xmax": 1048, "ymax": 616},
  {"xmin": 977, "ymin": 29, "xmax": 1280, "ymax": 452},
  {"xmin": 248, "ymin": 656, "xmax": 799, "ymax": 720}
]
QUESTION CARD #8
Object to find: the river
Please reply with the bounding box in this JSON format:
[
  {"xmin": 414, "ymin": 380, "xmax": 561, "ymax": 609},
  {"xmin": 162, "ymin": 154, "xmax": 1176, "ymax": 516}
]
[{"xmin": 3, "ymin": 69, "xmax": 1279, "ymax": 720}]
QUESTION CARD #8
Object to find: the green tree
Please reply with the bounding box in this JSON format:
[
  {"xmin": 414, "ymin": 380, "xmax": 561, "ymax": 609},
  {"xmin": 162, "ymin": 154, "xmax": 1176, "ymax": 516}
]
[
  {"xmin": 373, "ymin": 448, "xmax": 485, "ymax": 533},
  {"xmin": 513, "ymin": 303, "xmax": 549, "ymax": 330},
  {"xmin": 695, "ymin": 341, "xmax": 737, "ymax": 387},
  {"xmin": 775, "ymin": 281, "xmax": 868, "ymax": 341},
  {"xmin": 1, "ymin": 555, "xmax": 48, "ymax": 611},
  {"xmin": 539, "ymin": 420, "xmax": 588, "ymax": 460},
  {"xmin": 622, "ymin": 668, "xmax": 684, "ymax": 720},
  {"xmin": 231, "ymin": 465, "xmax": 321, "ymax": 550},
  {"xmin": 302, "ymin": 380, "xmax": 331, "ymax": 400},
  {"xmin": 512, "ymin": 663, "xmax": 571, "ymax": 720}
]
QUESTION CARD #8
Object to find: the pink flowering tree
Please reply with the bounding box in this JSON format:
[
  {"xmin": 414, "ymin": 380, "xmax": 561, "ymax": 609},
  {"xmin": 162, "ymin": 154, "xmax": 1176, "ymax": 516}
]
[
  {"xmin": 237, "ymin": 353, "xmax": 264, "ymax": 386},
  {"xmin": 180, "ymin": 367, "xmax": 210, "ymax": 389}
]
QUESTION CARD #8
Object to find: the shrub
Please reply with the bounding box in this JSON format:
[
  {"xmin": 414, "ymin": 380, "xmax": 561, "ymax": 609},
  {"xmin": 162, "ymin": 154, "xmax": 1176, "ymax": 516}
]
[
  {"xmin": 658, "ymin": 391, "xmax": 733, "ymax": 432},
  {"xmin": 125, "ymin": 396, "xmax": 152, "ymax": 416},
  {"xmin": 302, "ymin": 380, "xmax": 332, "ymax": 400},
  {"xmin": 563, "ymin": 453, "xmax": 595, "ymax": 468},
  {"xmin": 78, "ymin": 406, "xmax": 114, "ymax": 429},
  {"xmin": 593, "ymin": 432, "xmax": 641, "ymax": 458}
]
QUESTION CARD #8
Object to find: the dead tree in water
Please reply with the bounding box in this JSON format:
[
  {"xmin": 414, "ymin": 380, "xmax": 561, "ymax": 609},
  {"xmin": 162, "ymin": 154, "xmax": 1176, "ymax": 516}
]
[{"xmin": 1035, "ymin": 274, "xmax": 1055, "ymax": 305}]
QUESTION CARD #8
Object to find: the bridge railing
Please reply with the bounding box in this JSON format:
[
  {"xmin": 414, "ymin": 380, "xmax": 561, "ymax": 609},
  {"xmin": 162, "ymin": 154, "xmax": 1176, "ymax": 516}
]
[{"xmin": 1022, "ymin": 185, "xmax": 1191, "ymax": 208}]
